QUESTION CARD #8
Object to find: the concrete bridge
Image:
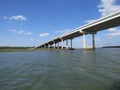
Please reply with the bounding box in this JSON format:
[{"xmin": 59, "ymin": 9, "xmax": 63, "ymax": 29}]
[{"xmin": 36, "ymin": 11, "xmax": 120, "ymax": 50}]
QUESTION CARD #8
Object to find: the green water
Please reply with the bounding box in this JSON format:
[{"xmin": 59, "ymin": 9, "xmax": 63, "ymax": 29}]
[{"xmin": 0, "ymin": 48, "xmax": 120, "ymax": 90}]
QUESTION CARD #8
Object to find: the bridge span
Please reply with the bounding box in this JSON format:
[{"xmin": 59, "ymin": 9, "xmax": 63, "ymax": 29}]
[{"xmin": 36, "ymin": 11, "xmax": 120, "ymax": 50}]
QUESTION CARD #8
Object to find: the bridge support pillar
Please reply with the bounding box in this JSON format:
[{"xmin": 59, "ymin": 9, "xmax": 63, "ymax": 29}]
[
  {"xmin": 48, "ymin": 44, "xmax": 50, "ymax": 49},
  {"xmin": 66, "ymin": 40, "xmax": 69, "ymax": 49},
  {"xmin": 92, "ymin": 34, "xmax": 95, "ymax": 49},
  {"xmin": 44, "ymin": 45, "xmax": 46, "ymax": 49},
  {"xmin": 70, "ymin": 39, "xmax": 73, "ymax": 49},
  {"xmin": 53, "ymin": 42, "xmax": 55, "ymax": 49},
  {"xmin": 61, "ymin": 39, "xmax": 64, "ymax": 49},
  {"xmin": 57, "ymin": 42, "xmax": 59, "ymax": 49},
  {"xmin": 83, "ymin": 33, "xmax": 86, "ymax": 49},
  {"xmin": 83, "ymin": 32, "xmax": 96, "ymax": 50}
]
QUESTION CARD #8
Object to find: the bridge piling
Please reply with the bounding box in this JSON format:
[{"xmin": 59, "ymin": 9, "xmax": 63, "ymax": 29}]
[
  {"xmin": 61, "ymin": 39, "xmax": 64, "ymax": 49},
  {"xmin": 53, "ymin": 42, "xmax": 56, "ymax": 49},
  {"xmin": 57, "ymin": 42, "xmax": 59, "ymax": 49},
  {"xmin": 66, "ymin": 40, "xmax": 68, "ymax": 49},
  {"xmin": 83, "ymin": 32, "xmax": 96, "ymax": 50},
  {"xmin": 70, "ymin": 39, "xmax": 73, "ymax": 49},
  {"xmin": 83, "ymin": 33, "xmax": 86, "ymax": 49},
  {"xmin": 92, "ymin": 34, "xmax": 95, "ymax": 49},
  {"xmin": 48, "ymin": 44, "xmax": 49, "ymax": 49}
]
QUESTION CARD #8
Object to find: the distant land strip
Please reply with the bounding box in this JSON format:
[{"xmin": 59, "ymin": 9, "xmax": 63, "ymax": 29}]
[
  {"xmin": 0, "ymin": 46, "xmax": 34, "ymax": 49},
  {"xmin": 102, "ymin": 46, "xmax": 120, "ymax": 48},
  {"xmin": 0, "ymin": 46, "xmax": 34, "ymax": 52}
]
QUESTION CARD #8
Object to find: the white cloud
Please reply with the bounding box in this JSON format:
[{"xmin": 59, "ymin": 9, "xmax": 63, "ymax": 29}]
[
  {"xmin": 10, "ymin": 29, "xmax": 32, "ymax": 35},
  {"xmin": 85, "ymin": 0, "xmax": 120, "ymax": 24},
  {"xmin": 40, "ymin": 33, "xmax": 49, "ymax": 37},
  {"xmin": 4, "ymin": 15, "xmax": 27, "ymax": 21},
  {"xmin": 4, "ymin": 16, "xmax": 8, "ymax": 19},
  {"xmin": 84, "ymin": 19, "xmax": 97, "ymax": 24},
  {"xmin": 97, "ymin": 0, "xmax": 120, "ymax": 38},
  {"xmin": 108, "ymin": 28, "xmax": 117, "ymax": 32},
  {"xmin": 107, "ymin": 28, "xmax": 120, "ymax": 37},
  {"xmin": 84, "ymin": 0, "xmax": 120, "ymax": 40},
  {"xmin": 24, "ymin": 32, "xmax": 32, "ymax": 35},
  {"xmin": 10, "ymin": 29, "xmax": 17, "ymax": 33},
  {"xmin": 18, "ymin": 30, "xmax": 25, "ymax": 34},
  {"xmin": 98, "ymin": 0, "xmax": 120, "ymax": 16}
]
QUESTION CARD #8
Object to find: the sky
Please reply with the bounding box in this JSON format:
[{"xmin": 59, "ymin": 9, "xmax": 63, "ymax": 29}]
[{"xmin": 0, "ymin": 0, "xmax": 120, "ymax": 48}]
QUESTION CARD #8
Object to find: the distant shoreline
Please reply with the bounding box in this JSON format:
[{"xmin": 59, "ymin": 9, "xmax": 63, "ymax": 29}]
[
  {"xmin": 102, "ymin": 46, "xmax": 120, "ymax": 48},
  {"xmin": 0, "ymin": 46, "xmax": 120, "ymax": 52},
  {"xmin": 0, "ymin": 46, "xmax": 34, "ymax": 52},
  {"xmin": 0, "ymin": 46, "xmax": 75, "ymax": 52}
]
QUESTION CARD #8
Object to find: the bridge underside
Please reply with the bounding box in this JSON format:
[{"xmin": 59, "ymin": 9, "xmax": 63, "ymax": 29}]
[{"xmin": 83, "ymin": 16, "xmax": 120, "ymax": 32}]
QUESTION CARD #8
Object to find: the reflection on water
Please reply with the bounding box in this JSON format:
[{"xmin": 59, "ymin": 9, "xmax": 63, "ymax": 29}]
[
  {"xmin": 0, "ymin": 48, "xmax": 120, "ymax": 90},
  {"xmin": 110, "ymin": 79, "xmax": 120, "ymax": 90}
]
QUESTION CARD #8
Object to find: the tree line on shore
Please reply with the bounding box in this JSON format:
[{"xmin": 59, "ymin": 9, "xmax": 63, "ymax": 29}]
[
  {"xmin": 0, "ymin": 46, "xmax": 34, "ymax": 49},
  {"xmin": 102, "ymin": 46, "xmax": 120, "ymax": 48}
]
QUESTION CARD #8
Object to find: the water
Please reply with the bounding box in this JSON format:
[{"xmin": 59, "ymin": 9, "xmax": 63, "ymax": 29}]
[{"xmin": 0, "ymin": 48, "xmax": 120, "ymax": 90}]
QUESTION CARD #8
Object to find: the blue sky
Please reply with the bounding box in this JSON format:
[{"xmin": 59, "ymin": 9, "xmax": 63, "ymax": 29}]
[{"xmin": 0, "ymin": 0, "xmax": 120, "ymax": 48}]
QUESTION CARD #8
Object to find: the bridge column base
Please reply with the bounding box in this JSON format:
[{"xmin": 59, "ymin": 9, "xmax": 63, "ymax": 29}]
[
  {"xmin": 61, "ymin": 39, "xmax": 64, "ymax": 49},
  {"xmin": 66, "ymin": 40, "xmax": 68, "ymax": 49},
  {"xmin": 83, "ymin": 33, "xmax": 86, "ymax": 49},
  {"xmin": 70, "ymin": 39, "xmax": 73, "ymax": 49},
  {"xmin": 92, "ymin": 33, "xmax": 95, "ymax": 49},
  {"xmin": 83, "ymin": 32, "xmax": 96, "ymax": 50}
]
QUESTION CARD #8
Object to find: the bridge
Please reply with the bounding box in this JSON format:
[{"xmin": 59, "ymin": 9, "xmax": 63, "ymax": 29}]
[{"xmin": 36, "ymin": 11, "xmax": 120, "ymax": 50}]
